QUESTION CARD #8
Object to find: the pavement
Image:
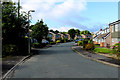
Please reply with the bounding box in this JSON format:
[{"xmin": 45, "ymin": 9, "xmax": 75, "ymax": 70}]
[
  {"xmin": 72, "ymin": 46, "xmax": 120, "ymax": 67},
  {"xmin": 5, "ymin": 42, "xmax": 118, "ymax": 78}
]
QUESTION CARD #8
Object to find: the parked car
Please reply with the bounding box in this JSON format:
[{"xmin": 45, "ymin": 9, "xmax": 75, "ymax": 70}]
[
  {"xmin": 75, "ymin": 38, "xmax": 84, "ymax": 43},
  {"xmin": 42, "ymin": 40, "xmax": 49, "ymax": 44}
]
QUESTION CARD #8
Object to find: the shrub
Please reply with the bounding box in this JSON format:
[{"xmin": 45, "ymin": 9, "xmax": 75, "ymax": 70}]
[
  {"xmin": 64, "ymin": 38, "xmax": 68, "ymax": 42},
  {"xmin": 85, "ymin": 43, "xmax": 95, "ymax": 50},
  {"xmin": 88, "ymin": 39, "xmax": 93, "ymax": 44},
  {"xmin": 50, "ymin": 42, "xmax": 56, "ymax": 45},
  {"xmin": 78, "ymin": 41, "xmax": 83, "ymax": 46},
  {"xmin": 112, "ymin": 43, "xmax": 120, "ymax": 58},
  {"xmin": 33, "ymin": 43, "xmax": 40, "ymax": 48},
  {"xmin": 60, "ymin": 39, "xmax": 64, "ymax": 43},
  {"xmin": 56, "ymin": 40, "xmax": 61, "ymax": 43},
  {"xmin": 2, "ymin": 44, "xmax": 18, "ymax": 57},
  {"xmin": 83, "ymin": 40, "xmax": 88, "ymax": 48}
]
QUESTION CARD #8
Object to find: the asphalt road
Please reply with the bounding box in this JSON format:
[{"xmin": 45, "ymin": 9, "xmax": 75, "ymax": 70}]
[{"xmin": 10, "ymin": 42, "xmax": 118, "ymax": 78}]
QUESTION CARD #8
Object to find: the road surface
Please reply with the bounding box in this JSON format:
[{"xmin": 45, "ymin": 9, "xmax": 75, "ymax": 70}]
[{"xmin": 9, "ymin": 42, "xmax": 118, "ymax": 78}]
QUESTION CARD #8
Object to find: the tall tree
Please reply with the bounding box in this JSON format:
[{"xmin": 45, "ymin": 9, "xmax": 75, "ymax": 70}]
[
  {"xmin": 68, "ymin": 29, "xmax": 76, "ymax": 39},
  {"xmin": 75, "ymin": 29, "xmax": 80, "ymax": 36},
  {"xmin": 2, "ymin": 2, "xmax": 28, "ymax": 55},
  {"xmin": 54, "ymin": 30, "xmax": 59, "ymax": 34},
  {"xmin": 31, "ymin": 19, "xmax": 48, "ymax": 44}
]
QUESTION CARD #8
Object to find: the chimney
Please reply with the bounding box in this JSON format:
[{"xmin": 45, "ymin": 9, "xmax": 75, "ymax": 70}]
[{"xmin": 100, "ymin": 29, "xmax": 102, "ymax": 31}]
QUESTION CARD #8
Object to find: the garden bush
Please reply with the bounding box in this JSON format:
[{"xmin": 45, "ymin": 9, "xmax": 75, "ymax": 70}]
[
  {"xmin": 112, "ymin": 43, "xmax": 120, "ymax": 58},
  {"xmin": 83, "ymin": 40, "xmax": 88, "ymax": 48},
  {"xmin": 56, "ymin": 40, "xmax": 61, "ymax": 43},
  {"xmin": 85, "ymin": 43, "xmax": 95, "ymax": 50},
  {"xmin": 50, "ymin": 42, "xmax": 56, "ymax": 45},
  {"xmin": 78, "ymin": 41, "xmax": 83, "ymax": 46},
  {"xmin": 64, "ymin": 38, "xmax": 68, "ymax": 42},
  {"xmin": 88, "ymin": 39, "xmax": 93, "ymax": 44},
  {"xmin": 2, "ymin": 44, "xmax": 18, "ymax": 57}
]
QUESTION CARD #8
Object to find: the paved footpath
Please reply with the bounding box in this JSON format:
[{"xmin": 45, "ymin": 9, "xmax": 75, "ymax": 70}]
[{"xmin": 8, "ymin": 42, "xmax": 118, "ymax": 78}]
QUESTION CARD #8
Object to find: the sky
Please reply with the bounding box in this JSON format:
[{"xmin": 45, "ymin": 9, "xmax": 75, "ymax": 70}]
[{"xmin": 11, "ymin": 0, "xmax": 119, "ymax": 33}]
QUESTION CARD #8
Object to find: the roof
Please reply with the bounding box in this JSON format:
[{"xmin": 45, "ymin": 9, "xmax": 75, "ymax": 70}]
[
  {"xmin": 109, "ymin": 20, "xmax": 120, "ymax": 25},
  {"xmin": 97, "ymin": 32, "xmax": 110, "ymax": 39}
]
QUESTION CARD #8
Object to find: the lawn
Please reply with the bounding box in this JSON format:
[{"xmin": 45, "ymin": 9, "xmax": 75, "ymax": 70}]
[{"xmin": 94, "ymin": 48, "xmax": 113, "ymax": 54}]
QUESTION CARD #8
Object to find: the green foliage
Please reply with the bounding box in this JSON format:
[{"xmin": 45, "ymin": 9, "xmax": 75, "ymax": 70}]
[
  {"xmin": 50, "ymin": 42, "xmax": 56, "ymax": 45},
  {"xmin": 75, "ymin": 29, "xmax": 80, "ymax": 36},
  {"xmin": 68, "ymin": 29, "xmax": 76, "ymax": 39},
  {"xmin": 2, "ymin": 2, "xmax": 29, "ymax": 56},
  {"xmin": 80, "ymin": 30, "xmax": 91, "ymax": 35},
  {"xmin": 75, "ymin": 37, "xmax": 79, "ymax": 40},
  {"xmin": 95, "ymin": 44, "xmax": 100, "ymax": 47},
  {"xmin": 85, "ymin": 43, "xmax": 95, "ymax": 50},
  {"xmin": 78, "ymin": 41, "xmax": 83, "ymax": 46},
  {"xmin": 112, "ymin": 43, "xmax": 120, "ymax": 58},
  {"xmin": 88, "ymin": 39, "xmax": 93, "ymax": 44},
  {"xmin": 2, "ymin": 44, "xmax": 18, "ymax": 57},
  {"xmin": 56, "ymin": 40, "xmax": 61, "ymax": 43},
  {"xmin": 64, "ymin": 38, "xmax": 68, "ymax": 42},
  {"xmin": 94, "ymin": 48, "xmax": 113, "ymax": 54},
  {"xmin": 33, "ymin": 43, "xmax": 46, "ymax": 48},
  {"xmin": 31, "ymin": 19, "xmax": 49, "ymax": 44},
  {"xmin": 83, "ymin": 40, "xmax": 88, "ymax": 48},
  {"xmin": 54, "ymin": 30, "xmax": 59, "ymax": 34}
]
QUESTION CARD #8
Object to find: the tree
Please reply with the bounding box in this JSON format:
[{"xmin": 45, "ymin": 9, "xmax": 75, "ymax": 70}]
[
  {"xmin": 54, "ymin": 30, "xmax": 59, "ymax": 34},
  {"xmin": 68, "ymin": 29, "xmax": 76, "ymax": 39},
  {"xmin": 31, "ymin": 19, "xmax": 48, "ymax": 44},
  {"xmin": 75, "ymin": 29, "xmax": 80, "ymax": 36},
  {"xmin": 80, "ymin": 30, "xmax": 91, "ymax": 35},
  {"xmin": 49, "ymin": 29, "xmax": 54, "ymax": 33},
  {"xmin": 2, "ymin": 2, "xmax": 29, "ymax": 55}
]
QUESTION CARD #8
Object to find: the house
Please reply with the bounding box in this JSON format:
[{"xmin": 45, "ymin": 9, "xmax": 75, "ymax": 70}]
[
  {"xmin": 96, "ymin": 28, "xmax": 110, "ymax": 47},
  {"xmin": 74, "ymin": 34, "xmax": 82, "ymax": 40},
  {"xmin": 47, "ymin": 32, "xmax": 56, "ymax": 42},
  {"xmin": 81, "ymin": 34, "xmax": 92, "ymax": 39},
  {"xmin": 109, "ymin": 20, "xmax": 120, "ymax": 46},
  {"xmin": 93, "ymin": 29, "xmax": 103, "ymax": 44},
  {"xmin": 64, "ymin": 34, "xmax": 71, "ymax": 40}
]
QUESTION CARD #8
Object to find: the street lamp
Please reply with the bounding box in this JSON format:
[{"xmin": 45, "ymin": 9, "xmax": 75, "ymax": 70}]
[{"xmin": 28, "ymin": 10, "xmax": 35, "ymax": 54}]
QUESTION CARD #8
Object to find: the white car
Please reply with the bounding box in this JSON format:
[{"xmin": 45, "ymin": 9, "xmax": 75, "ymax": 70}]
[{"xmin": 42, "ymin": 40, "xmax": 49, "ymax": 44}]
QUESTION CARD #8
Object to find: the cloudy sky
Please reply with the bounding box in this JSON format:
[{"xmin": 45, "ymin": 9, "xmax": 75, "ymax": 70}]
[{"xmin": 12, "ymin": 0, "xmax": 119, "ymax": 32}]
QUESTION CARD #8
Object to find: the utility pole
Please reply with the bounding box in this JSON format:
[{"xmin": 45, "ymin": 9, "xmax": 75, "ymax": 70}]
[
  {"xmin": 18, "ymin": 0, "xmax": 20, "ymax": 18},
  {"xmin": 28, "ymin": 10, "xmax": 35, "ymax": 54}
]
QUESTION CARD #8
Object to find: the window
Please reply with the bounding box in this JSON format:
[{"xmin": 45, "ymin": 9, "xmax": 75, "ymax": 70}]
[
  {"xmin": 119, "ymin": 23, "xmax": 120, "ymax": 31},
  {"xmin": 107, "ymin": 29, "xmax": 110, "ymax": 32},
  {"xmin": 115, "ymin": 24, "xmax": 118, "ymax": 32},
  {"xmin": 117, "ymin": 38, "xmax": 120, "ymax": 43},
  {"xmin": 112, "ymin": 38, "xmax": 114, "ymax": 42},
  {"xmin": 112, "ymin": 25, "xmax": 114, "ymax": 33}
]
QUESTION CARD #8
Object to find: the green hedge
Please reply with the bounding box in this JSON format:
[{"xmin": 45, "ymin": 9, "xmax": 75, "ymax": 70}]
[{"xmin": 2, "ymin": 44, "xmax": 18, "ymax": 57}]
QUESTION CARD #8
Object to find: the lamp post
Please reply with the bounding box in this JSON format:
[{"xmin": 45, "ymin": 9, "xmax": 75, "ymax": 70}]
[{"xmin": 28, "ymin": 10, "xmax": 35, "ymax": 54}]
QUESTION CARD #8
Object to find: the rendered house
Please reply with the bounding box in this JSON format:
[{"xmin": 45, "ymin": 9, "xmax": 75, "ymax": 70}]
[
  {"xmin": 93, "ymin": 29, "xmax": 102, "ymax": 44},
  {"xmin": 65, "ymin": 34, "xmax": 71, "ymax": 40},
  {"xmin": 96, "ymin": 28, "xmax": 110, "ymax": 47},
  {"xmin": 109, "ymin": 20, "xmax": 120, "ymax": 46},
  {"xmin": 47, "ymin": 32, "xmax": 56, "ymax": 42}
]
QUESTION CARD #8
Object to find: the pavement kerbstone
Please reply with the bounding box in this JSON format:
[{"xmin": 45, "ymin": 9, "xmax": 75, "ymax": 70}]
[{"xmin": 72, "ymin": 46, "xmax": 120, "ymax": 68}]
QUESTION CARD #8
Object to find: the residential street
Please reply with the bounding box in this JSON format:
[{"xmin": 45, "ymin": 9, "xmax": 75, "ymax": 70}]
[{"xmin": 9, "ymin": 42, "xmax": 118, "ymax": 78}]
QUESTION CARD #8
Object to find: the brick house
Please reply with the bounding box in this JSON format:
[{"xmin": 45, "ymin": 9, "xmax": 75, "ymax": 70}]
[
  {"xmin": 81, "ymin": 34, "xmax": 92, "ymax": 39},
  {"xmin": 109, "ymin": 20, "xmax": 120, "ymax": 47}
]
